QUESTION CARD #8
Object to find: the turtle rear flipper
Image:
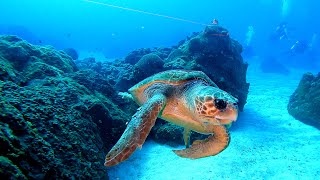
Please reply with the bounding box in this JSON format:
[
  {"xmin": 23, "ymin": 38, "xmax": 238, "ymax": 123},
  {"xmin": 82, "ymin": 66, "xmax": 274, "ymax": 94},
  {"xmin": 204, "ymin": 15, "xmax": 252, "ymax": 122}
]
[
  {"xmin": 105, "ymin": 94, "xmax": 166, "ymax": 167},
  {"xmin": 173, "ymin": 125, "xmax": 230, "ymax": 159}
]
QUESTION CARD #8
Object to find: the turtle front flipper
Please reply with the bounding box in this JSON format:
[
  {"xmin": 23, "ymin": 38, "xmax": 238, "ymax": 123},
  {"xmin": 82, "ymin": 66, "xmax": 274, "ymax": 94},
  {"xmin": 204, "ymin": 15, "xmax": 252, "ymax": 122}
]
[
  {"xmin": 105, "ymin": 94, "xmax": 166, "ymax": 167},
  {"xmin": 183, "ymin": 128, "xmax": 191, "ymax": 148},
  {"xmin": 173, "ymin": 125, "xmax": 229, "ymax": 159}
]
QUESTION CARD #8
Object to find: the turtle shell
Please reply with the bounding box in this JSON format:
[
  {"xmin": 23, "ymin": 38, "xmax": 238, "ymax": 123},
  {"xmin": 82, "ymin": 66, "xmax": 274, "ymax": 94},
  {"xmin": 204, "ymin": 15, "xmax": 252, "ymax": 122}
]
[{"xmin": 129, "ymin": 69, "xmax": 218, "ymax": 96}]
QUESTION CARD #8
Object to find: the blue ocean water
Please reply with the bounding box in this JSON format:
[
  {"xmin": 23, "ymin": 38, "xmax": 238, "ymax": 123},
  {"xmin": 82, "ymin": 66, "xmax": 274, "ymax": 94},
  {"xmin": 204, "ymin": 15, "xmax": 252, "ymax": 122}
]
[
  {"xmin": 1, "ymin": 0, "xmax": 319, "ymax": 179},
  {"xmin": 1, "ymin": 0, "xmax": 318, "ymax": 59}
]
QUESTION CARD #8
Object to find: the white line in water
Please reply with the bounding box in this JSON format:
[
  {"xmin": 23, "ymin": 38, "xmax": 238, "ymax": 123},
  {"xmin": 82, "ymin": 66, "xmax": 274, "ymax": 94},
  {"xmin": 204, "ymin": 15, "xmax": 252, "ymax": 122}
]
[{"xmin": 83, "ymin": 0, "xmax": 208, "ymax": 26}]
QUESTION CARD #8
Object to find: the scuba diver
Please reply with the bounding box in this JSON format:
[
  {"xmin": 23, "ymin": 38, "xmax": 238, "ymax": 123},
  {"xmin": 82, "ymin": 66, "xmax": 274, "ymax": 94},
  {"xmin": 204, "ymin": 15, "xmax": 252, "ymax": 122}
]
[
  {"xmin": 270, "ymin": 22, "xmax": 289, "ymax": 41},
  {"xmin": 283, "ymin": 35, "xmax": 319, "ymax": 69},
  {"xmin": 288, "ymin": 40, "xmax": 308, "ymax": 55},
  {"xmin": 286, "ymin": 39, "xmax": 317, "ymax": 57},
  {"xmin": 243, "ymin": 26, "xmax": 255, "ymax": 58}
]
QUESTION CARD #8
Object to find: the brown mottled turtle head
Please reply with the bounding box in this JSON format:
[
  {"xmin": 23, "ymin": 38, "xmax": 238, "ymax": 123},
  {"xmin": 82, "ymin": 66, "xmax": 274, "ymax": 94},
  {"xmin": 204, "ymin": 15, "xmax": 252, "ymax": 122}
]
[{"xmin": 192, "ymin": 86, "xmax": 238, "ymax": 126}]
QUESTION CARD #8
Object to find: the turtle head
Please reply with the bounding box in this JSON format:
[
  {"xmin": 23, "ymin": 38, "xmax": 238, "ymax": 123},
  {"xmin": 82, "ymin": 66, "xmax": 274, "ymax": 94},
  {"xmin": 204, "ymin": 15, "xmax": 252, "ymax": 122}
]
[{"xmin": 193, "ymin": 87, "xmax": 238, "ymax": 126}]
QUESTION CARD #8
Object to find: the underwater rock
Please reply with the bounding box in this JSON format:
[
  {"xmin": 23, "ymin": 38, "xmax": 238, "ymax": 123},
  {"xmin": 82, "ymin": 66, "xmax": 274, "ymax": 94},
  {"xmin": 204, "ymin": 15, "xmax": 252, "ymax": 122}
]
[
  {"xmin": 150, "ymin": 121, "xmax": 206, "ymax": 147},
  {"xmin": 124, "ymin": 47, "xmax": 172, "ymax": 65},
  {"xmin": 154, "ymin": 47, "xmax": 173, "ymax": 60},
  {"xmin": 0, "ymin": 79, "xmax": 110, "ymax": 179},
  {"xmin": 0, "ymin": 35, "xmax": 78, "ymax": 85},
  {"xmin": 68, "ymin": 69, "xmax": 115, "ymax": 97},
  {"xmin": 69, "ymin": 68, "xmax": 136, "ymax": 123},
  {"xmin": 63, "ymin": 48, "xmax": 79, "ymax": 60},
  {"xmin": 112, "ymin": 53, "xmax": 166, "ymax": 92},
  {"xmin": 100, "ymin": 59, "xmax": 135, "ymax": 91},
  {"xmin": 74, "ymin": 57, "xmax": 104, "ymax": 73},
  {"xmin": 150, "ymin": 122, "xmax": 184, "ymax": 146},
  {"xmin": 132, "ymin": 53, "xmax": 164, "ymax": 82},
  {"xmin": 0, "ymin": 36, "xmax": 135, "ymax": 179},
  {"xmin": 74, "ymin": 57, "xmax": 95, "ymax": 67},
  {"xmin": 0, "ymin": 156, "xmax": 26, "ymax": 179},
  {"xmin": 124, "ymin": 48, "xmax": 153, "ymax": 64},
  {"xmin": 287, "ymin": 73, "xmax": 320, "ymax": 129}
]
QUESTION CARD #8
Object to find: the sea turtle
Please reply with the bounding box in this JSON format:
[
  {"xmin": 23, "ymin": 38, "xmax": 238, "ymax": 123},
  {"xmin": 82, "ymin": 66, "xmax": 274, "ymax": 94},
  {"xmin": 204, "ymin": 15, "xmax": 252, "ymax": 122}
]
[{"xmin": 105, "ymin": 70, "xmax": 238, "ymax": 166}]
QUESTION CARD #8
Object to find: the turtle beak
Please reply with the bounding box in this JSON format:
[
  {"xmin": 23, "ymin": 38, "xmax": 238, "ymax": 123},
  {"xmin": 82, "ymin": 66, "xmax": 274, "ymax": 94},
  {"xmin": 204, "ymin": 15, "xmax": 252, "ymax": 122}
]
[
  {"xmin": 215, "ymin": 102, "xmax": 238, "ymax": 124},
  {"xmin": 228, "ymin": 102, "xmax": 239, "ymax": 122}
]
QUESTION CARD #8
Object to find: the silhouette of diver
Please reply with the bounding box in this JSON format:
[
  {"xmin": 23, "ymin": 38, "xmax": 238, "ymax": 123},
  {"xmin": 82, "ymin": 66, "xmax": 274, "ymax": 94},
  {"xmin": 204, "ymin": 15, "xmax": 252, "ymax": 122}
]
[
  {"xmin": 288, "ymin": 40, "xmax": 309, "ymax": 56},
  {"xmin": 243, "ymin": 26, "xmax": 255, "ymax": 58},
  {"xmin": 270, "ymin": 22, "xmax": 289, "ymax": 41}
]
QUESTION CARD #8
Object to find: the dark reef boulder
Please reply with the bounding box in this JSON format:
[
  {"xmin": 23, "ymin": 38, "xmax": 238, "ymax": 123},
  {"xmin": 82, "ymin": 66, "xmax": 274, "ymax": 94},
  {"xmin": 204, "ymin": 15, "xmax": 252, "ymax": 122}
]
[
  {"xmin": 63, "ymin": 48, "xmax": 79, "ymax": 60},
  {"xmin": 0, "ymin": 35, "xmax": 132, "ymax": 179},
  {"xmin": 124, "ymin": 48, "xmax": 152, "ymax": 65},
  {"xmin": 111, "ymin": 53, "xmax": 165, "ymax": 92},
  {"xmin": 0, "ymin": 156, "xmax": 26, "ymax": 179},
  {"xmin": 0, "ymin": 78, "xmax": 110, "ymax": 179},
  {"xmin": 287, "ymin": 73, "xmax": 320, "ymax": 129},
  {"xmin": 132, "ymin": 53, "xmax": 164, "ymax": 83},
  {"xmin": 124, "ymin": 47, "xmax": 172, "ymax": 65},
  {"xmin": 150, "ymin": 123, "xmax": 185, "ymax": 146},
  {"xmin": 68, "ymin": 69, "xmax": 115, "ymax": 97},
  {"xmin": 99, "ymin": 59, "xmax": 135, "ymax": 91},
  {"xmin": 0, "ymin": 35, "xmax": 78, "ymax": 85},
  {"xmin": 74, "ymin": 57, "xmax": 103, "ymax": 73}
]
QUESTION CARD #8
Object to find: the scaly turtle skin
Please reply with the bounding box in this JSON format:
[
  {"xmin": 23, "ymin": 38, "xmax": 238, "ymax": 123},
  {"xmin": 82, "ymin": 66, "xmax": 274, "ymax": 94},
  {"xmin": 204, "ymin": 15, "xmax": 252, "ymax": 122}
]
[{"xmin": 105, "ymin": 70, "xmax": 238, "ymax": 166}]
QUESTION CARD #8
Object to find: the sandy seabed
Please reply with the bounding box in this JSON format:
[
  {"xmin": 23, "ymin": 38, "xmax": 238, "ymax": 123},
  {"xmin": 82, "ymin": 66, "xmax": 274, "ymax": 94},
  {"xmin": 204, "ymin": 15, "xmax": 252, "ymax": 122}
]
[{"xmin": 108, "ymin": 63, "xmax": 320, "ymax": 180}]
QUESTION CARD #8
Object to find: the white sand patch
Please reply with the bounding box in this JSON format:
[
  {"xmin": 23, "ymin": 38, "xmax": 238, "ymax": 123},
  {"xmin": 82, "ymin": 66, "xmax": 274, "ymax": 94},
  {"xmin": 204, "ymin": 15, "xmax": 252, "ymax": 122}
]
[
  {"xmin": 108, "ymin": 64, "xmax": 320, "ymax": 180},
  {"xmin": 78, "ymin": 50, "xmax": 115, "ymax": 62}
]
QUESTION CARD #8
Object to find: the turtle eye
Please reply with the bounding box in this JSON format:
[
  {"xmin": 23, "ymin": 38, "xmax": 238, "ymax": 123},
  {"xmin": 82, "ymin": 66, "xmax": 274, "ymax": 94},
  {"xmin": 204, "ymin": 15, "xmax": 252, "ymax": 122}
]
[{"xmin": 214, "ymin": 99, "xmax": 227, "ymax": 110}]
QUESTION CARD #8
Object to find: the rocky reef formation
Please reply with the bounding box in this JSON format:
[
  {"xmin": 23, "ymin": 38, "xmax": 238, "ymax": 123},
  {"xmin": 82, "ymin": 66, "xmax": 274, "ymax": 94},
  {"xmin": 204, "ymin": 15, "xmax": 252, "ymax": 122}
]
[
  {"xmin": 287, "ymin": 73, "xmax": 320, "ymax": 129},
  {"xmin": 0, "ymin": 35, "xmax": 129, "ymax": 179},
  {"xmin": 63, "ymin": 48, "xmax": 79, "ymax": 60}
]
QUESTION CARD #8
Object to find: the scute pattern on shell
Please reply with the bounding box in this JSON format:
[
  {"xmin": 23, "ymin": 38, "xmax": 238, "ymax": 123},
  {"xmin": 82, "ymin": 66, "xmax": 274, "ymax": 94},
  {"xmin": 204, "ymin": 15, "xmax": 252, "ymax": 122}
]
[{"xmin": 129, "ymin": 69, "xmax": 218, "ymax": 93}]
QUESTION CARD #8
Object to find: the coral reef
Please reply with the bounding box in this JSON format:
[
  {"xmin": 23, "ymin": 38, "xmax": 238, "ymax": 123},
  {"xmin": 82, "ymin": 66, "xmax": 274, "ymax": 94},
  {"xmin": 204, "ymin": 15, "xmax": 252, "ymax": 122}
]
[
  {"xmin": 0, "ymin": 35, "xmax": 130, "ymax": 179},
  {"xmin": 287, "ymin": 73, "xmax": 320, "ymax": 129},
  {"xmin": 132, "ymin": 53, "xmax": 164, "ymax": 83},
  {"xmin": 63, "ymin": 48, "xmax": 79, "ymax": 60},
  {"xmin": 0, "ymin": 35, "xmax": 77, "ymax": 85},
  {"xmin": 124, "ymin": 47, "xmax": 171, "ymax": 65}
]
